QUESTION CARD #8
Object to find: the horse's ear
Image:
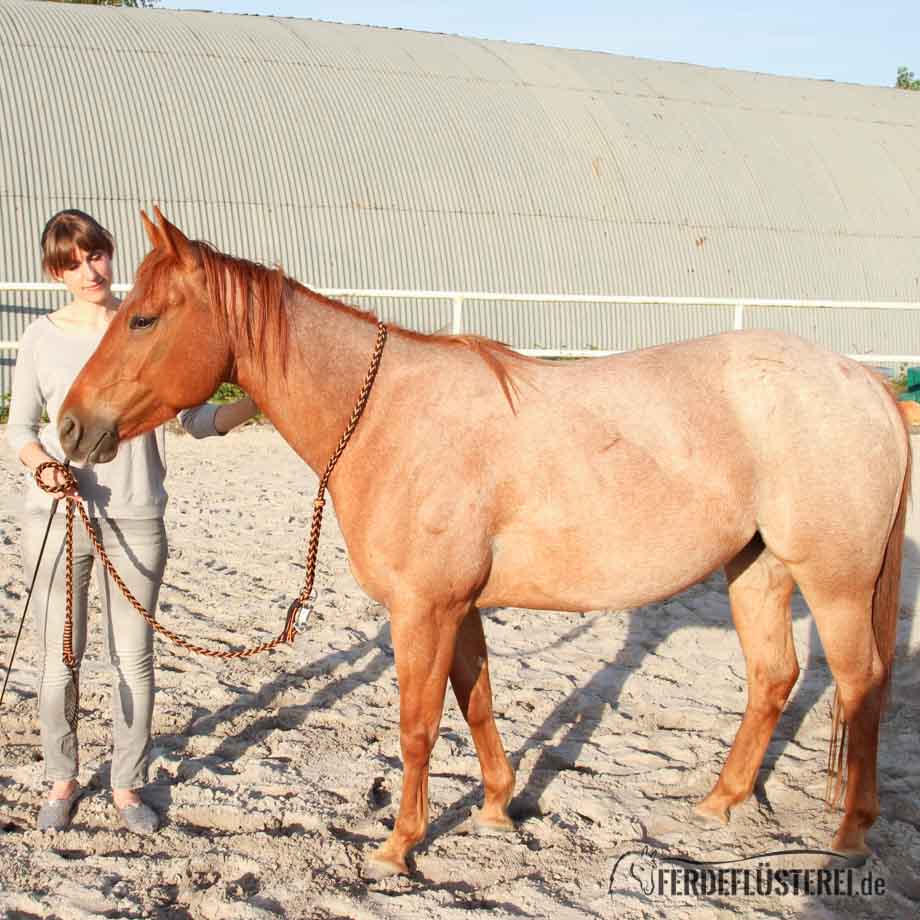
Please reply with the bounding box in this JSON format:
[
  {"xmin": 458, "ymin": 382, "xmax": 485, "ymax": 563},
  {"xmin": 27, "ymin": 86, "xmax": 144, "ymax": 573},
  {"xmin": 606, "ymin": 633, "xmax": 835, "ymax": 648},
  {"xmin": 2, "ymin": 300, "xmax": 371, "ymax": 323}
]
[
  {"xmin": 140, "ymin": 210, "xmax": 161, "ymax": 249},
  {"xmin": 154, "ymin": 207, "xmax": 200, "ymax": 268}
]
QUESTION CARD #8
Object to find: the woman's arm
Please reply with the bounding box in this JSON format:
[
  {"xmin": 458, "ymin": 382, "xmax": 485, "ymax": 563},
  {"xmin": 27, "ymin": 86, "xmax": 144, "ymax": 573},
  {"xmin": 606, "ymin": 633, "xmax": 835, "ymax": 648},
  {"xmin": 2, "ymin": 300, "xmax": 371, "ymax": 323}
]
[
  {"xmin": 213, "ymin": 396, "xmax": 260, "ymax": 434},
  {"xmin": 177, "ymin": 396, "xmax": 260, "ymax": 438},
  {"xmin": 6, "ymin": 328, "xmax": 44, "ymax": 459},
  {"xmin": 7, "ymin": 329, "xmax": 76, "ymax": 498}
]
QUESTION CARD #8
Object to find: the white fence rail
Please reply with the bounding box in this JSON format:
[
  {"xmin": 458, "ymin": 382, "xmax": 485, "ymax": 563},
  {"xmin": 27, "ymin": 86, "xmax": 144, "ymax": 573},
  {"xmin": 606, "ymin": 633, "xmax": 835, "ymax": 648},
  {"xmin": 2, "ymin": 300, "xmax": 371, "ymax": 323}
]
[{"xmin": 2, "ymin": 283, "xmax": 920, "ymax": 363}]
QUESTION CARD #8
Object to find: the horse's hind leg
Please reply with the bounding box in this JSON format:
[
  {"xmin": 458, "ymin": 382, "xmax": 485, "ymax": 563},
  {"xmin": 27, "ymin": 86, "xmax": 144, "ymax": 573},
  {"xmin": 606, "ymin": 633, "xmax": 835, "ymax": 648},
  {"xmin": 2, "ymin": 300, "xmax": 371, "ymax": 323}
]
[
  {"xmin": 449, "ymin": 607, "xmax": 515, "ymax": 832},
  {"xmin": 796, "ymin": 582, "xmax": 884, "ymax": 856},
  {"xmin": 695, "ymin": 537, "xmax": 798, "ymax": 824}
]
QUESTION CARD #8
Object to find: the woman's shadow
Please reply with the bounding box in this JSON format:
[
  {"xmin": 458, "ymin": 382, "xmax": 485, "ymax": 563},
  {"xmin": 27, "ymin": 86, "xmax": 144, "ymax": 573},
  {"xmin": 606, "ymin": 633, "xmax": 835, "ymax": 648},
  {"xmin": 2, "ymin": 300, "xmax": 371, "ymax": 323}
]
[{"xmin": 87, "ymin": 617, "xmax": 397, "ymax": 817}]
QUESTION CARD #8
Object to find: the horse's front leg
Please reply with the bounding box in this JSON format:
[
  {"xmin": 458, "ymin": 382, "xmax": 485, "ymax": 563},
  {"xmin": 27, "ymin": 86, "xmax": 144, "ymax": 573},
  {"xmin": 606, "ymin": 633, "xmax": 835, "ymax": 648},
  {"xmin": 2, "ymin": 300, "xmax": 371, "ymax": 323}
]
[{"xmin": 365, "ymin": 597, "xmax": 464, "ymax": 879}]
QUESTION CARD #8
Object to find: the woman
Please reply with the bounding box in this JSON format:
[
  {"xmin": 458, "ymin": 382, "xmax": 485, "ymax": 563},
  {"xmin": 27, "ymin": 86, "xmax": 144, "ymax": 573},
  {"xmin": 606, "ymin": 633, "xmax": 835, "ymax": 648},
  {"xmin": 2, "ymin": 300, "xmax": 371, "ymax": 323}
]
[{"xmin": 6, "ymin": 209, "xmax": 258, "ymax": 834}]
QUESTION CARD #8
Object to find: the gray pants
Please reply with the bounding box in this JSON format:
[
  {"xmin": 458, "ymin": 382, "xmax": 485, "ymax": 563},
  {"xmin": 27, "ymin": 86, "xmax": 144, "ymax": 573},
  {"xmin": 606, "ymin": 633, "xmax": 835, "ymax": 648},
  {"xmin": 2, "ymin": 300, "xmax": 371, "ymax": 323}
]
[{"xmin": 22, "ymin": 513, "xmax": 167, "ymax": 789}]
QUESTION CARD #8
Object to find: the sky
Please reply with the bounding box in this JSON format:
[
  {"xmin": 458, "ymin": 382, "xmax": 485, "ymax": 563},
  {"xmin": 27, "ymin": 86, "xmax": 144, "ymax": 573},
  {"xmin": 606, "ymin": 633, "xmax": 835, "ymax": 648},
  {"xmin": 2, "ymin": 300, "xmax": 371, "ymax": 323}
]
[{"xmin": 159, "ymin": 1, "xmax": 919, "ymax": 89}]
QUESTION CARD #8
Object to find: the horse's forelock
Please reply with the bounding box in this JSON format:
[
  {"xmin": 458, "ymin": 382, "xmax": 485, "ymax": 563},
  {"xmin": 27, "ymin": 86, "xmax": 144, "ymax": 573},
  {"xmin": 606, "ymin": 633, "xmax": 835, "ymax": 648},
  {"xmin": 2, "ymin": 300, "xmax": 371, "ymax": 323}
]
[{"xmin": 131, "ymin": 247, "xmax": 178, "ymax": 310}]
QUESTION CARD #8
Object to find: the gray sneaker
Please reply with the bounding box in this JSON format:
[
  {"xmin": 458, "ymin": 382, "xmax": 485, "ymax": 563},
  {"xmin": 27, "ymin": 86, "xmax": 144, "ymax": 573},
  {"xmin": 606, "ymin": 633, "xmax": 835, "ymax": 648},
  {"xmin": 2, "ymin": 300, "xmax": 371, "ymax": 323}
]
[
  {"xmin": 37, "ymin": 788, "xmax": 81, "ymax": 832},
  {"xmin": 117, "ymin": 801, "xmax": 159, "ymax": 835}
]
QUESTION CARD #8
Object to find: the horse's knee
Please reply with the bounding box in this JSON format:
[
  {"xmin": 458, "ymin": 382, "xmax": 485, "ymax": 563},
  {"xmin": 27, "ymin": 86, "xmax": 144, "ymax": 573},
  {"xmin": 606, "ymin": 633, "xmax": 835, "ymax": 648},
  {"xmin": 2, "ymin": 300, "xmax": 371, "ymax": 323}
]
[
  {"xmin": 774, "ymin": 660, "xmax": 800, "ymax": 703},
  {"xmin": 748, "ymin": 660, "xmax": 799, "ymax": 713},
  {"xmin": 400, "ymin": 724, "xmax": 438, "ymax": 765},
  {"xmin": 464, "ymin": 691, "xmax": 498, "ymax": 732}
]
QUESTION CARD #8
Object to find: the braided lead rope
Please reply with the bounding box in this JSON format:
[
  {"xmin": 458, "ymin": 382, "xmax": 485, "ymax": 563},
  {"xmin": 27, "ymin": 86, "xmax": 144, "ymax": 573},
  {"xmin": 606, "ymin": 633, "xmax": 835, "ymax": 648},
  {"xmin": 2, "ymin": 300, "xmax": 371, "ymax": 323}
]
[
  {"xmin": 34, "ymin": 320, "xmax": 387, "ymax": 664},
  {"xmin": 62, "ymin": 494, "xmax": 79, "ymax": 733},
  {"xmin": 295, "ymin": 322, "xmax": 388, "ymax": 613}
]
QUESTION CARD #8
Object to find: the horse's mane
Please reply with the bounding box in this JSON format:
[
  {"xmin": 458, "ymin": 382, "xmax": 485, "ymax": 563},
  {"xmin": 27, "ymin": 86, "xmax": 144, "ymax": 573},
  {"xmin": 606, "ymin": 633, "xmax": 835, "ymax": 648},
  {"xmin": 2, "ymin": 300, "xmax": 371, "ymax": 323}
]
[
  {"xmin": 416, "ymin": 333, "xmax": 530, "ymax": 411},
  {"xmin": 190, "ymin": 241, "xmax": 532, "ymax": 409},
  {"xmin": 196, "ymin": 241, "xmax": 290, "ymax": 378}
]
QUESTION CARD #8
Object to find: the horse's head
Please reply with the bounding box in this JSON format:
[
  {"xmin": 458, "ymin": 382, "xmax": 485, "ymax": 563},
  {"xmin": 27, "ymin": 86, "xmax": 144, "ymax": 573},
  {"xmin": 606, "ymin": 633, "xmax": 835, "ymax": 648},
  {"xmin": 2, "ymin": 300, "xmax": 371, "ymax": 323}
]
[{"xmin": 58, "ymin": 207, "xmax": 232, "ymax": 463}]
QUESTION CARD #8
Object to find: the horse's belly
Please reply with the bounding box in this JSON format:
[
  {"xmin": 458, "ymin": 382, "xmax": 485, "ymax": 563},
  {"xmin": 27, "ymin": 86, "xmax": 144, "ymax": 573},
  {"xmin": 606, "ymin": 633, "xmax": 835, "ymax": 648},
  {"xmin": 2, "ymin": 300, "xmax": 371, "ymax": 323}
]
[{"xmin": 478, "ymin": 490, "xmax": 754, "ymax": 612}]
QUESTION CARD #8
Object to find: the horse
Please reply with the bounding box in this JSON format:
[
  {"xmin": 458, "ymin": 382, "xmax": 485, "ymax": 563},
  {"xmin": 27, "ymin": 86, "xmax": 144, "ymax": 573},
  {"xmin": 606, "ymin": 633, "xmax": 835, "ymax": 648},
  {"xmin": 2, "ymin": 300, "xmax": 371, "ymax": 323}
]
[{"xmin": 58, "ymin": 208, "xmax": 910, "ymax": 879}]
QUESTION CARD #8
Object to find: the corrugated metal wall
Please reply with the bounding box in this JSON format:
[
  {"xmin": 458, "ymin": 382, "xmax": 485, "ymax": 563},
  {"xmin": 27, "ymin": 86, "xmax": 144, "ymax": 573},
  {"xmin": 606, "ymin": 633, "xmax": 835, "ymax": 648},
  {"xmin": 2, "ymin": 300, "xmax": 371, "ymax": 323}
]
[{"xmin": 2, "ymin": 0, "xmax": 920, "ymax": 393}]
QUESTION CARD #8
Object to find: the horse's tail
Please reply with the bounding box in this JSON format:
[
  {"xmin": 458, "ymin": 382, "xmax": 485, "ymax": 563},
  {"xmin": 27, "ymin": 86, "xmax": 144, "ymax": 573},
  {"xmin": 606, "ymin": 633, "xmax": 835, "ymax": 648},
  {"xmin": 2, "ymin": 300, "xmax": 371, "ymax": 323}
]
[{"xmin": 826, "ymin": 420, "xmax": 911, "ymax": 808}]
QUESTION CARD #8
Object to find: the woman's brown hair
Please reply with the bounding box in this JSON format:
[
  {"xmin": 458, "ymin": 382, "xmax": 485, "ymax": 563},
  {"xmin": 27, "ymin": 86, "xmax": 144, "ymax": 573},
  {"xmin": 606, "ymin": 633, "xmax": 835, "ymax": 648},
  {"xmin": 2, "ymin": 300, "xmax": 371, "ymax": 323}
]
[{"xmin": 40, "ymin": 209, "xmax": 114, "ymax": 278}]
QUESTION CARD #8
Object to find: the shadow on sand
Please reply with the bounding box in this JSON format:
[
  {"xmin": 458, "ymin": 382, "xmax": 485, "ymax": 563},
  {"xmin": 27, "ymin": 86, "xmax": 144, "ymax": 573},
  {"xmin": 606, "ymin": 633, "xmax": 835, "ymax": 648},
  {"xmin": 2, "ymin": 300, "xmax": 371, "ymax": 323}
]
[{"xmin": 123, "ymin": 536, "xmax": 918, "ymax": 898}]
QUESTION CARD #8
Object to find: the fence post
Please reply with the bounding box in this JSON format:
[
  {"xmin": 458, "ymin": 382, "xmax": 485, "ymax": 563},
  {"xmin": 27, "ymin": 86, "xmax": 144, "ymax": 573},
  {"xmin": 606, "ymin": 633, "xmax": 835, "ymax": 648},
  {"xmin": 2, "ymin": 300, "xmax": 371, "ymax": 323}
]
[{"xmin": 451, "ymin": 296, "xmax": 464, "ymax": 334}]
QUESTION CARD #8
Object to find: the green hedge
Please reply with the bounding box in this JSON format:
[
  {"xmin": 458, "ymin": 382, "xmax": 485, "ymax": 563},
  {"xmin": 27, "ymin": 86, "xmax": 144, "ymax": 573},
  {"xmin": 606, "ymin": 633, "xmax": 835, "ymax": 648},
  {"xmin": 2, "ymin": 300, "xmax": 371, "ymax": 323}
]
[{"xmin": 210, "ymin": 382, "xmax": 248, "ymax": 403}]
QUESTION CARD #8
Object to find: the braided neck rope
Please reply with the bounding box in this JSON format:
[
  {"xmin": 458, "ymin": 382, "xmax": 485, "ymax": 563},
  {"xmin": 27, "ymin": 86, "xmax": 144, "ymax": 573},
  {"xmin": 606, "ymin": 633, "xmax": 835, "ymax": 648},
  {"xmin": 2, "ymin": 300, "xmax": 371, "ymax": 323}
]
[{"xmin": 36, "ymin": 321, "xmax": 387, "ymax": 668}]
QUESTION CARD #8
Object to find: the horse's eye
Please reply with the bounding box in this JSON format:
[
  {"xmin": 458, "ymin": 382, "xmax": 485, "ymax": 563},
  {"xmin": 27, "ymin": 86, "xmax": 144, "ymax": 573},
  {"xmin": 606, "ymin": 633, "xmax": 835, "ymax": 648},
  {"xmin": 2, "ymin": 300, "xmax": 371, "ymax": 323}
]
[{"xmin": 129, "ymin": 315, "xmax": 157, "ymax": 331}]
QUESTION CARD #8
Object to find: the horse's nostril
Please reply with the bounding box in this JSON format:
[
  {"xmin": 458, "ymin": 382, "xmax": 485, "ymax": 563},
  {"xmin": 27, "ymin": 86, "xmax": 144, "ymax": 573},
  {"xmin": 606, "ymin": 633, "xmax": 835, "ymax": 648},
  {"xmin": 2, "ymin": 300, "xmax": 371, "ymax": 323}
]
[{"xmin": 58, "ymin": 413, "xmax": 83, "ymax": 457}]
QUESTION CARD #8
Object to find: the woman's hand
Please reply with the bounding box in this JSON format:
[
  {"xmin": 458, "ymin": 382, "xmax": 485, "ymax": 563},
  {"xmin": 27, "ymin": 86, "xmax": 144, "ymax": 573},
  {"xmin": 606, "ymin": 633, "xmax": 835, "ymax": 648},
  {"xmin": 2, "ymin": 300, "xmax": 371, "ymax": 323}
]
[
  {"xmin": 36, "ymin": 462, "xmax": 79, "ymax": 500},
  {"xmin": 20, "ymin": 443, "xmax": 79, "ymax": 500}
]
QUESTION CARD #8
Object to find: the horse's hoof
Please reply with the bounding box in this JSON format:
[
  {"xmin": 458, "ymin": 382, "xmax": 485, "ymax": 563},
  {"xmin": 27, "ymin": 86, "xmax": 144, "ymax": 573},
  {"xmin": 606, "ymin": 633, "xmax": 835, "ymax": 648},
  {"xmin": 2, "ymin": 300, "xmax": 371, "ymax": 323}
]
[
  {"xmin": 363, "ymin": 851, "xmax": 409, "ymax": 881},
  {"xmin": 831, "ymin": 830, "xmax": 870, "ymax": 864},
  {"xmin": 691, "ymin": 800, "xmax": 730, "ymax": 827},
  {"xmin": 471, "ymin": 806, "xmax": 515, "ymax": 835}
]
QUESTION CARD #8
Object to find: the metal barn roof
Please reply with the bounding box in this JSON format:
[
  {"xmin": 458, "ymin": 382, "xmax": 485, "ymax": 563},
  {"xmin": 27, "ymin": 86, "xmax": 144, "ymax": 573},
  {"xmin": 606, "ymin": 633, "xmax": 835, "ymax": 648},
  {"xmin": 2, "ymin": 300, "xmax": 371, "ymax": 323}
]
[{"xmin": 2, "ymin": 0, "xmax": 920, "ymax": 386}]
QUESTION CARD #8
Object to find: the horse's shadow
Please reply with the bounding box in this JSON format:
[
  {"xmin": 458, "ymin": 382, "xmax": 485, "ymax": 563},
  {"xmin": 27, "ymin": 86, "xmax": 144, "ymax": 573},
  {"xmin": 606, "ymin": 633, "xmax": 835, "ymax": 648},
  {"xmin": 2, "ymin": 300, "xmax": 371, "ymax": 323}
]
[
  {"xmin": 425, "ymin": 578, "xmax": 755, "ymax": 842},
  {"xmin": 130, "ymin": 537, "xmax": 919, "ymax": 861},
  {"xmin": 427, "ymin": 540, "xmax": 920, "ymax": 846}
]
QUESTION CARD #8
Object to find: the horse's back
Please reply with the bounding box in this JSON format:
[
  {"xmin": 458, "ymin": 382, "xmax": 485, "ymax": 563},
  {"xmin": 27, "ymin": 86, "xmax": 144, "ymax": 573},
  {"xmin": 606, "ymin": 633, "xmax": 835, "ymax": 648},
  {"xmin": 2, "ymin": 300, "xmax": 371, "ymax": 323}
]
[
  {"xmin": 521, "ymin": 329, "xmax": 904, "ymax": 472},
  {"xmin": 477, "ymin": 330, "xmax": 908, "ymax": 611},
  {"xmin": 574, "ymin": 329, "xmax": 909, "ymax": 539}
]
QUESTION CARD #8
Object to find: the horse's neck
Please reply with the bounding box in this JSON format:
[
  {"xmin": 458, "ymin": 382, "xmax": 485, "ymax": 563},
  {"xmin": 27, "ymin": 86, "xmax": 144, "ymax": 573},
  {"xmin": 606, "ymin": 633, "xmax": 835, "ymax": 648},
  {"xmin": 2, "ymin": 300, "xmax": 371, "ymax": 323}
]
[{"xmin": 232, "ymin": 288, "xmax": 382, "ymax": 474}]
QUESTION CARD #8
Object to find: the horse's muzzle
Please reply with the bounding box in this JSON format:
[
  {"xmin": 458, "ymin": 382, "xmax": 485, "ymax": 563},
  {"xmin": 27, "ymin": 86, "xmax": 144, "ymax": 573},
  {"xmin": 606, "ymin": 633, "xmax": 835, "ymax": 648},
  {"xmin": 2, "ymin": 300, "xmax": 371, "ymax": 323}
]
[{"xmin": 58, "ymin": 412, "xmax": 120, "ymax": 464}]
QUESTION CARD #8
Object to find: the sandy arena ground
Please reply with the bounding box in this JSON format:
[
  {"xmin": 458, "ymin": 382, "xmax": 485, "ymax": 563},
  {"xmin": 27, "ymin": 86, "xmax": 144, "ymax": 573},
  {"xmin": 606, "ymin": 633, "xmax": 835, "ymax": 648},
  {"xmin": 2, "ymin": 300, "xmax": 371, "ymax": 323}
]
[{"xmin": 0, "ymin": 423, "xmax": 918, "ymax": 919}]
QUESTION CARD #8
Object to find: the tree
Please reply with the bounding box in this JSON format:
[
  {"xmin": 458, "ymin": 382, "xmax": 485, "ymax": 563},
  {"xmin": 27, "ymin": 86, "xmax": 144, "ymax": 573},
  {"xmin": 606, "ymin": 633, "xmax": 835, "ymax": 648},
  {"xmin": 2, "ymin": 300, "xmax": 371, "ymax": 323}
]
[{"xmin": 896, "ymin": 66, "xmax": 920, "ymax": 90}]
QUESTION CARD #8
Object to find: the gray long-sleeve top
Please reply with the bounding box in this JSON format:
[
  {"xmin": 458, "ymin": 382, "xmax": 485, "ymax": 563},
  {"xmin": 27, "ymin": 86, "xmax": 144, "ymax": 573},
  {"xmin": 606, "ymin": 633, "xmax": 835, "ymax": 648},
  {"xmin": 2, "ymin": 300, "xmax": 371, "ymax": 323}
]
[{"xmin": 7, "ymin": 315, "xmax": 223, "ymax": 519}]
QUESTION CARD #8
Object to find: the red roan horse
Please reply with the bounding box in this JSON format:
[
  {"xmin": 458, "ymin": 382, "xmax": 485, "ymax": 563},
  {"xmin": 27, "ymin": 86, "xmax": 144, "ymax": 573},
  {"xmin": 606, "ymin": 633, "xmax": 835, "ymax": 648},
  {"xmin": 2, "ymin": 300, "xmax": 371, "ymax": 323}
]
[{"xmin": 59, "ymin": 208, "xmax": 910, "ymax": 878}]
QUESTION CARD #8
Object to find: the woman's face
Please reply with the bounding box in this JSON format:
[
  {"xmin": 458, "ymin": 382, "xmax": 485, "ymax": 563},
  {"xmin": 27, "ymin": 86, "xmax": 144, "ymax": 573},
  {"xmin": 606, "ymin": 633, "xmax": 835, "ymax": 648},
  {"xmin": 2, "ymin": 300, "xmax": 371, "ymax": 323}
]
[{"xmin": 54, "ymin": 247, "xmax": 114, "ymax": 305}]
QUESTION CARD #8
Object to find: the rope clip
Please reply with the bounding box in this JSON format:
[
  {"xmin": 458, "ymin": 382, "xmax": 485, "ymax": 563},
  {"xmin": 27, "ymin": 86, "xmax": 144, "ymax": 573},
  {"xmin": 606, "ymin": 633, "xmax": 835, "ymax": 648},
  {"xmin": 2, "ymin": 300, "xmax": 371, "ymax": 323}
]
[
  {"xmin": 294, "ymin": 603, "xmax": 312, "ymax": 633},
  {"xmin": 287, "ymin": 588, "xmax": 317, "ymax": 636}
]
